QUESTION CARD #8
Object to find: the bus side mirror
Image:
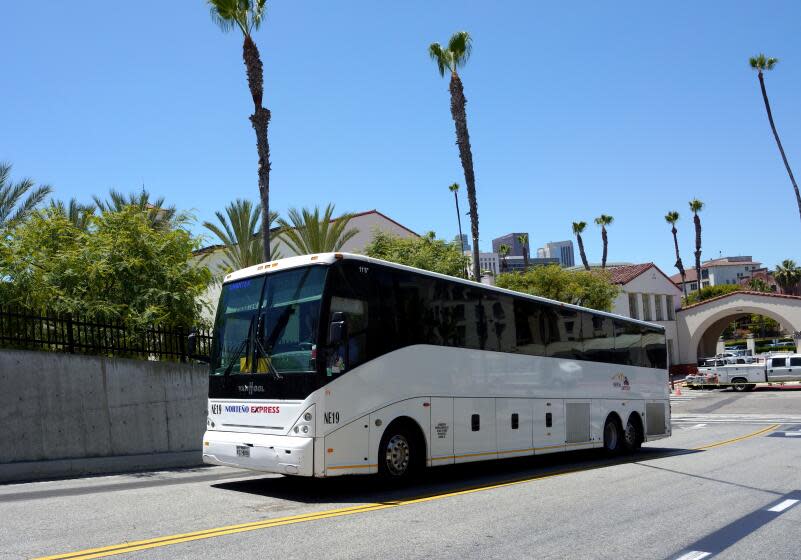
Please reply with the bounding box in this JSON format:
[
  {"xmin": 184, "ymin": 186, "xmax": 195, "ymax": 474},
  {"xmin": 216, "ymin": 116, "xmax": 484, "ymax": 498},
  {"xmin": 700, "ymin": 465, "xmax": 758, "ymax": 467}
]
[{"xmin": 329, "ymin": 312, "xmax": 347, "ymax": 345}]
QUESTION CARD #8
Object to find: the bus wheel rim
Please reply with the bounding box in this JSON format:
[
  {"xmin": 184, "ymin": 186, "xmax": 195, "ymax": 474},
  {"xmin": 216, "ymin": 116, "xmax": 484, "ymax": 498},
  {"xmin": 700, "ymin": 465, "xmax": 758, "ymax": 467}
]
[{"xmin": 385, "ymin": 435, "xmax": 410, "ymax": 475}]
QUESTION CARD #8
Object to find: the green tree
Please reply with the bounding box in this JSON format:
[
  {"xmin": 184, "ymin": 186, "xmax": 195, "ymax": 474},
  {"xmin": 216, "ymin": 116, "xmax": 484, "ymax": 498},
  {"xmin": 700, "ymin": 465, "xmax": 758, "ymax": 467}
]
[
  {"xmin": 203, "ymin": 199, "xmax": 279, "ymax": 274},
  {"xmin": 0, "ymin": 206, "xmax": 211, "ymax": 329},
  {"xmin": 0, "ymin": 162, "xmax": 52, "ymax": 230},
  {"xmin": 689, "ymin": 198, "xmax": 704, "ymax": 289},
  {"xmin": 495, "ymin": 265, "xmax": 620, "ymax": 311},
  {"xmin": 664, "ymin": 211, "xmax": 688, "ymax": 301},
  {"xmin": 364, "ymin": 230, "xmax": 468, "ymax": 278},
  {"xmin": 499, "ymin": 243, "xmax": 510, "ymax": 272},
  {"xmin": 49, "ymin": 198, "xmax": 95, "ymax": 231},
  {"xmin": 684, "ymin": 284, "xmax": 741, "ymax": 305},
  {"xmin": 572, "ymin": 221, "xmax": 590, "ymax": 271},
  {"xmin": 93, "ymin": 188, "xmax": 180, "ymax": 229},
  {"xmin": 429, "ymin": 31, "xmax": 481, "ymax": 281},
  {"xmin": 517, "ymin": 234, "xmax": 529, "ymax": 269},
  {"xmin": 208, "ymin": 0, "xmax": 273, "ymax": 262},
  {"xmin": 749, "ymin": 54, "xmax": 801, "ymax": 226},
  {"xmin": 277, "ymin": 204, "xmax": 359, "ymax": 255},
  {"xmin": 774, "ymin": 259, "xmax": 801, "ymax": 295},
  {"xmin": 594, "ymin": 214, "xmax": 614, "ymax": 269}
]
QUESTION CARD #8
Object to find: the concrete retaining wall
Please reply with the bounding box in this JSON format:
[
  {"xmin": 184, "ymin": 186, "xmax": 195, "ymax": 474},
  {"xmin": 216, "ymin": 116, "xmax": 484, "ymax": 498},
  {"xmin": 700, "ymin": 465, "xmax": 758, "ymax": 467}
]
[{"xmin": 0, "ymin": 350, "xmax": 208, "ymax": 483}]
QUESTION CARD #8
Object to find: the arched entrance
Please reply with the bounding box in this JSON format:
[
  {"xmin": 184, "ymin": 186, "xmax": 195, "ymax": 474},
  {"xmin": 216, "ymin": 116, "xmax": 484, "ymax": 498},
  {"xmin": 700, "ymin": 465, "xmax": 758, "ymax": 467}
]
[{"xmin": 677, "ymin": 291, "xmax": 801, "ymax": 365}]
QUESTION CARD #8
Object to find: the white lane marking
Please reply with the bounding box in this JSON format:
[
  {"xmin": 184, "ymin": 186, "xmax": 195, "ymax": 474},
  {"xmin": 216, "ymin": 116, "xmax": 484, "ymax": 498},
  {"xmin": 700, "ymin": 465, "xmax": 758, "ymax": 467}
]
[
  {"xmin": 675, "ymin": 551, "xmax": 712, "ymax": 560},
  {"xmin": 768, "ymin": 499, "xmax": 799, "ymax": 512},
  {"xmin": 784, "ymin": 432, "xmax": 801, "ymax": 437}
]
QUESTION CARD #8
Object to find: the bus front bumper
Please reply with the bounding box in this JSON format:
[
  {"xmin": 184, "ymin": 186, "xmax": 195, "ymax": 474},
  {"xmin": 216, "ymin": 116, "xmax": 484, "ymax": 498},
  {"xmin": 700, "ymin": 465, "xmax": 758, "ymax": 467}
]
[{"xmin": 202, "ymin": 430, "xmax": 314, "ymax": 476}]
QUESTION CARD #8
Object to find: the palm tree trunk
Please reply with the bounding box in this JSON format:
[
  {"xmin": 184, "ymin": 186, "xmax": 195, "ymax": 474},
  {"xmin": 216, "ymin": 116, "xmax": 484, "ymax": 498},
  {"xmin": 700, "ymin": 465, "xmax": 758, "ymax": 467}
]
[
  {"xmin": 694, "ymin": 213, "xmax": 702, "ymax": 291},
  {"xmin": 449, "ymin": 73, "xmax": 480, "ymax": 281},
  {"xmin": 600, "ymin": 226, "xmax": 608, "ymax": 269},
  {"xmin": 758, "ymin": 71, "xmax": 801, "ymax": 226},
  {"xmin": 453, "ymin": 191, "xmax": 466, "ymax": 278},
  {"xmin": 671, "ymin": 226, "xmax": 688, "ymax": 300},
  {"xmin": 523, "ymin": 246, "xmax": 529, "ymax": 270},
  {"xmin": 576, "ymin": 234, "xmax": 590, "ymax": 271},
  {"xmin": 243, "ymin": 35, "xmax": 272, "ymax": 262}
]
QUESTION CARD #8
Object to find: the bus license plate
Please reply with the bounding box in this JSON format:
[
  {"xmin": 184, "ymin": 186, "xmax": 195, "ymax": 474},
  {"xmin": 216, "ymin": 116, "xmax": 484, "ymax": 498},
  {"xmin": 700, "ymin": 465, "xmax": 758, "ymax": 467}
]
[{"xmin": 236, "ymin": 445, "xmax": 250, "ymax": 458}]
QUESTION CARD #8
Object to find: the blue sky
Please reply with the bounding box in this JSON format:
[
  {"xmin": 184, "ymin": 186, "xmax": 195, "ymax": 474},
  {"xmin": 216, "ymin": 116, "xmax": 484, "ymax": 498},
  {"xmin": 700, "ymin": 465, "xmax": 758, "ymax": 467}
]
[{"xmin": 2, "ymin": 1, "xmax": 800, "ymax": 274}]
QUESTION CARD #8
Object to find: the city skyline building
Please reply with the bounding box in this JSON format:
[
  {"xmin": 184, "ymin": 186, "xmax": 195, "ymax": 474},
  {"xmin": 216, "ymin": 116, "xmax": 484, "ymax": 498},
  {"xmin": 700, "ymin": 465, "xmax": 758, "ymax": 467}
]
[
  {"xmin": 492, "ymin": 233, "xmax": 530, "ymax": 259},
  {"xmin": 536, "ymin": 240, "xmax": 575, "ymax": 267}
]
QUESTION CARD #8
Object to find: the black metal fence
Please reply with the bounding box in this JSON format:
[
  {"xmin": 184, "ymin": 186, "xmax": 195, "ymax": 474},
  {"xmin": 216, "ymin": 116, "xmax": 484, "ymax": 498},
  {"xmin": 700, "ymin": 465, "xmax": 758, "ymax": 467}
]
[{"xmin": 0, "ymin": 306, "xmax": 212, "ymax": 362}]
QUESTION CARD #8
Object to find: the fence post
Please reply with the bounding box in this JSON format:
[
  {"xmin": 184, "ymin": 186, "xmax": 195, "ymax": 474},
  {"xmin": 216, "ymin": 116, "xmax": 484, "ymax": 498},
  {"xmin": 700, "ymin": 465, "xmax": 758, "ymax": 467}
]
[
  {"xmin": 179, "ymin": 326, "xmax": 187, "ymax": 363},
  {"xmin": 66, "ymin": 313, "xmax": 75, "ymax": 354}
]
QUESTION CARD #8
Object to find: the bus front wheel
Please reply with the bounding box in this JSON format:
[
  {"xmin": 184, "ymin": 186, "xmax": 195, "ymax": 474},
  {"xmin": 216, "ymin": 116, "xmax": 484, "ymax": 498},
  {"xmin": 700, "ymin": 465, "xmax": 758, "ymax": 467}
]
[{"xmin": 378, "ymin": 422, "xmax": 422, "ymax": 479}]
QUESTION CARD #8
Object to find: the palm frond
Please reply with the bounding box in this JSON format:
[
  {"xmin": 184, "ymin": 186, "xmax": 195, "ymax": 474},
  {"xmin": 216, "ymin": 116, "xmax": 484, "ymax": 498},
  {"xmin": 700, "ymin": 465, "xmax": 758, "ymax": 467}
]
[
  {"xmin": 277, "ymin": 203, "xmax": 358, "ymax": 255},
  {"xmin": 429, "ymin": 43, "xmax": 449, "ymax": 77},
  {"xmin": 689, "ymin": 198, "xmax": 704, "ymax": 213},
  {"xmin": 572, "ymin": 221, "xmax": 586, "ymax": 234},
  {"xmin": 447, "ymin": 31, "xmax": 472, "ymax": 68},
  {"xmin": 664, "ymin": 211, "xmax": 679, "ymax": 224},
  {"xmin": 448, "ymin": 182, "xmax": 459, "ymax": 192}
]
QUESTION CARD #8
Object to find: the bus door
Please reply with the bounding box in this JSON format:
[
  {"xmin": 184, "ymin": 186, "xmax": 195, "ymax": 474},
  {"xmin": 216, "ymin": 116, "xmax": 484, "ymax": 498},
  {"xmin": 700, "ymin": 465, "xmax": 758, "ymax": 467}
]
[{"xmin": 533, "ymin": 399, "xmax": 565, "ymax": 454}]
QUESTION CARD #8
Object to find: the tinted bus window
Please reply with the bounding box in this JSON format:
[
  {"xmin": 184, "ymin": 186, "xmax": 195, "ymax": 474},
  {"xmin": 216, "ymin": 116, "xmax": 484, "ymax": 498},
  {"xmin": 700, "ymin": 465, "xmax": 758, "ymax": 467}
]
[
  {"xmin": 547, "ymin": 307, "xmax": 582, "ymax": 359},
  {"xmin": 582, "ymin": 314, "xmax": 616, "ymax": 363},
  {"xmin": 642, "ymin": 328, "xmax": 667, "ymax": 369},
  {"xmin": 514, "ymin": 299, "xmax": 547, "ymax": 357},
  {"xmin": 614, "ymin": 320, "xmax": 643, "ymax": 366}
]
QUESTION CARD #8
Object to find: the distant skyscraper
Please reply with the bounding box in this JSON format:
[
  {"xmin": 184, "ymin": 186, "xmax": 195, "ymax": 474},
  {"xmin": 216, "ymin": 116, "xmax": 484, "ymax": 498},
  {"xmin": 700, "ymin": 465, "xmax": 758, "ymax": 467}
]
[
  {"xmin": 454, "ymin": 233, "xmax": 470, "ymax": 252},
  {"xmin": 537, "ymin": 240, "xmax": 575, "ymax": 267},
  {"xmin": 492, "ymin": 233, "xmax": 529, "ymax": 259}
]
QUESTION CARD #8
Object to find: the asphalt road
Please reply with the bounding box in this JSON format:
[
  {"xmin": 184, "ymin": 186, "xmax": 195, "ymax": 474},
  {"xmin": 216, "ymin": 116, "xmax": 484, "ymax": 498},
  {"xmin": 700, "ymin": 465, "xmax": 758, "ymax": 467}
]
[{"xmin": 2, "ymin": 388, "xmax": 801, "ymax": 560}]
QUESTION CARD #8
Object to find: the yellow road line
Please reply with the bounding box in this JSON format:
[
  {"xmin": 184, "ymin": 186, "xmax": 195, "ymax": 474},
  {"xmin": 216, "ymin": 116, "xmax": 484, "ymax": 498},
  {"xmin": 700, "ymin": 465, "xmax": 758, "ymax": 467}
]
[
  {"xmin": 36, "ymin": 424, "xmax": 778, "ymax": 560},
  {"xmin": 692, "ymin": 423, "xmax": 778, "ymax": 450}
]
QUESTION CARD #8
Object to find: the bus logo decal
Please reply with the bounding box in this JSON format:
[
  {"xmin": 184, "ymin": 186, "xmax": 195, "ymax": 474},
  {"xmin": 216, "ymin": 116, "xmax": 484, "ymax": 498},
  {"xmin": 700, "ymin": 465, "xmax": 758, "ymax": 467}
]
[{"xmin": 238, "ymin": 382, "xmax": 265, "ymax": 396}]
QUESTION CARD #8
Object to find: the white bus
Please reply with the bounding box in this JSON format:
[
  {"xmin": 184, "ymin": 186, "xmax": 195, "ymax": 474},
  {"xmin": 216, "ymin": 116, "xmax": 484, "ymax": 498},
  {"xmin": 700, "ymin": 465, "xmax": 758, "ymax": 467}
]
[{"xmin": 202, "ymin": 253, "xmax": 670, "ymax": 478}]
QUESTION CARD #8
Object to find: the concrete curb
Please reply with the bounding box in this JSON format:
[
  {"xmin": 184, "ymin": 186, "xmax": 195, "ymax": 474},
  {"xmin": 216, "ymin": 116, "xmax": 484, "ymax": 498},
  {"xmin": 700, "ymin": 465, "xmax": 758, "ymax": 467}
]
[{"xmin": 0, "ymin": 450, "xmax": 204, "ymax": 484}]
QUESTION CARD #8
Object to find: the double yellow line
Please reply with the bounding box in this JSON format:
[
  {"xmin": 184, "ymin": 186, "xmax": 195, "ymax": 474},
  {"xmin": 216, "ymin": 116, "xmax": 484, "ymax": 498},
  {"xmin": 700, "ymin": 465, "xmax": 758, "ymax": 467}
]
[{"xmin": 36, "ymin": 424, "xmax": 778, "ymax": 560}]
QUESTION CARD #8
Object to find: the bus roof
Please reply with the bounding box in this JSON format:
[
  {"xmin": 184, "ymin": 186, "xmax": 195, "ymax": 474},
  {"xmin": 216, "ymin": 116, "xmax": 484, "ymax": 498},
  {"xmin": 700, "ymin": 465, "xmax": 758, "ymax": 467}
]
[{"xmin": 222, "ymin": 252, "xmax": 666, "ymax": 331}]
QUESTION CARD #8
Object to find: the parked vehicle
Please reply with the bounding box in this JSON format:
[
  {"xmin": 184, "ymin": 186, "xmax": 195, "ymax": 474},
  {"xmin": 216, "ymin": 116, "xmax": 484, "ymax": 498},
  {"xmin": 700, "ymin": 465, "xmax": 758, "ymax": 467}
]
[{"xmin": 713, "ymin": 354, "xmax": 801, "ymax": 392}]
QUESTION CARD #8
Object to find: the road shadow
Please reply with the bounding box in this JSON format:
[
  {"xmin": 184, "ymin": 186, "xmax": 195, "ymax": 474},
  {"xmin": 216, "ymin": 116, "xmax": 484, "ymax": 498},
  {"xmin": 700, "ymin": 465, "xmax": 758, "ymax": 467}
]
[{"xmin": 211, "ymin": 445, "xmax": 698, "ymax": 505}]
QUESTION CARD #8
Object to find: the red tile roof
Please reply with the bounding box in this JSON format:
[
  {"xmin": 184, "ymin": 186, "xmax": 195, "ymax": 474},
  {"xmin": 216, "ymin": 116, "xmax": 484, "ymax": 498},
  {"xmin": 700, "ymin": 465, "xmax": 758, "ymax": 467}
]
[{"xmin": 605, "ymin": 263, "xmax": 676, "ymax": 287}]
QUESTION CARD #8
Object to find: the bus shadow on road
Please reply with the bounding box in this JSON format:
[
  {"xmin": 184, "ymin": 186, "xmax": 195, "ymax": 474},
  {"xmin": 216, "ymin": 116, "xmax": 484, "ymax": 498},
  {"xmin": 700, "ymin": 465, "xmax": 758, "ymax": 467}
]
[{"xmin": 211, "ymin": 446, "xmax": 698, "ymax": 505}]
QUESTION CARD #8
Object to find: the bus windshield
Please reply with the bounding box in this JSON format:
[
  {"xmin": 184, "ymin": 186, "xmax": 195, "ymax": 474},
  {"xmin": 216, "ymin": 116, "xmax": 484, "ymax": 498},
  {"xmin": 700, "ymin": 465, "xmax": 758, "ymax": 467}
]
[{"xmin": 210, "ymin": 266, "xmax": 327, "ymax": 376}]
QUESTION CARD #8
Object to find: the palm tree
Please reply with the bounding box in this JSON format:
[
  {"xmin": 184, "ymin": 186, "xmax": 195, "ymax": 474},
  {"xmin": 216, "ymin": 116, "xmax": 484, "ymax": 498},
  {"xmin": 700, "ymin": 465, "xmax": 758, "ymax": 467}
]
[
  {"xmin": 278, "ymin": 204, "xmax": 359, "ymax": 255},
  {"xmin": 572, "ymin": 221, "xmax": 590, "ymax": 271},
  {"xmin": 664, "ymin": 211, "xmax": 688, "ymax": 300},
  {"xmin": 430, "ymin": 31, "xmax": 480, "ymax": 281},
  {"xmin": 517, "ymin": 234, "xmax": 529, "ymax": 270},
  {"xmin": 448, "ymin": 182, "xmax": 467, "ymax": 278},
  {"xmin": 0, "ymin": 162, "xmax": 52, "ymax": 229},
  {"xmin": 208, "ymin": 0, "xmax": 273, "ymax": 262},
  {"xmin": 448, "ymin": 183, "xmax": 465, "ymax": 251},
  {"xmin": 594, "ymin": 214, "xmax": 614, "ymax": 269},
  {"xmin": 499, "ymin": 244, "xmax": 510, "ymax": 273},
  {"xmin": 689, "ymin": 199, "xmax": 704, "ymax": 290},
  {"xmin": 93, "ymin": 188, "xmax": 180, "ymax": 229},
  {"xmin": 50, "ymin": 198, "xmax": 95, "ymax": 231},
  {"xmin": 774, "ymin": 259, "xmax": 801, "ymax": 295},
  {"xmin": 203, "ymin": 199, "xmax": 279, "ymax": 274},
  {"xmin": 749, "ymin": 54, "xmax": 801, "ymax": 226}
]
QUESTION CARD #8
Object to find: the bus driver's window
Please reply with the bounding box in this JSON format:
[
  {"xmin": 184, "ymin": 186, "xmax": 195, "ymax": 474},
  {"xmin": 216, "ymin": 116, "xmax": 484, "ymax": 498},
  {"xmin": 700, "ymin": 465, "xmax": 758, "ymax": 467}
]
[{"xmin": 328, "ymin": 296, "xmax": 368, "ymax": 375}]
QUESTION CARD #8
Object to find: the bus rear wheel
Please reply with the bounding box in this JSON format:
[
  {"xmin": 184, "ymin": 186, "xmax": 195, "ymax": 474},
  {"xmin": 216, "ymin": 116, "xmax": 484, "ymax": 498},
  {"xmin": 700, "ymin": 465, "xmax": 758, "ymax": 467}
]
[
  {"xmin": 623, "ymin": 415, "xmax": 643, "ymax": 452},
  {"xmin": 378, "ymin": 423, "xmax": 421, "ymax": 480},
  {"xmin": 603, "ymin": 416, "xmax": 623, "ymax": 454}
]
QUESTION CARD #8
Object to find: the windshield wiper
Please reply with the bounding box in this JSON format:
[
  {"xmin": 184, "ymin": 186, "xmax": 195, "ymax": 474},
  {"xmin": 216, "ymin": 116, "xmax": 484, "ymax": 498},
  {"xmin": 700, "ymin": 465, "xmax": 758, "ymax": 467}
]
[{"xmin": 221, "ymin": 315, "xmax": 256, "ymax": 376}]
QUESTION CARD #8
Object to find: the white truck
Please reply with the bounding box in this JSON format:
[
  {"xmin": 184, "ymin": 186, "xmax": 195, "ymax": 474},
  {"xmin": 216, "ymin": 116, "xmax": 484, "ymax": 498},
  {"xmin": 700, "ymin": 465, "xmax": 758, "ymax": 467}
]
[{"xmin": 714, "ymin": 354, "xmax": 801, "ymax": 392}]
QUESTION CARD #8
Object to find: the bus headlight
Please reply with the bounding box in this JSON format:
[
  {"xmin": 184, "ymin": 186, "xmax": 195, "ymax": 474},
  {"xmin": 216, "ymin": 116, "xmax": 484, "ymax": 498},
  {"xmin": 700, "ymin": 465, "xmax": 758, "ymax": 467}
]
[{"xmin": 290, "ymin": 405, "xmax": 315, "ymax": 438}]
